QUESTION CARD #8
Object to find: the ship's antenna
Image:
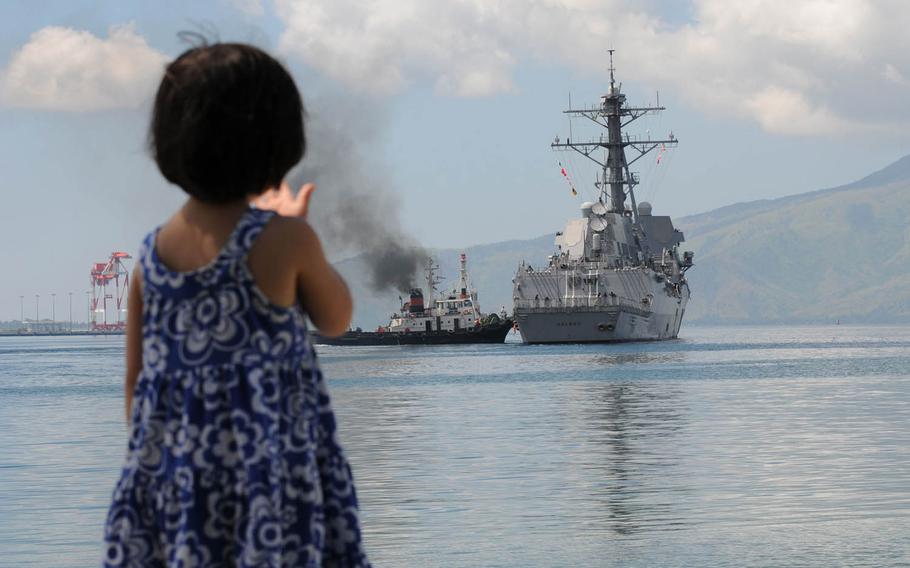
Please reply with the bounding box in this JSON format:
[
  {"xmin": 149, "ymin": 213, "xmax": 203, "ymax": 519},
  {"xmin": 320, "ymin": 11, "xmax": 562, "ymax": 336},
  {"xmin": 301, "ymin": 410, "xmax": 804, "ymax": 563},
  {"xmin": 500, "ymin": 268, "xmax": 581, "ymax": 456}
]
[
  {"xmin": 608, "ymin": 49, "xmax": 616, "ymax": 91},
  {"xmin": 551, "ymin": 49, "xmax": 678, "ymax": 215}
]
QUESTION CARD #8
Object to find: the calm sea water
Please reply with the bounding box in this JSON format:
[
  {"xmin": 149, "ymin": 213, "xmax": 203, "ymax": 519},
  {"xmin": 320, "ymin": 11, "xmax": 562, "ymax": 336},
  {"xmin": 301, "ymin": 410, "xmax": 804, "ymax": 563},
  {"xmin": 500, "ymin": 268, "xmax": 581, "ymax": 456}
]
[{"xmin": 1, "ymin": 326, "xmax": 909, "ymax": 567}]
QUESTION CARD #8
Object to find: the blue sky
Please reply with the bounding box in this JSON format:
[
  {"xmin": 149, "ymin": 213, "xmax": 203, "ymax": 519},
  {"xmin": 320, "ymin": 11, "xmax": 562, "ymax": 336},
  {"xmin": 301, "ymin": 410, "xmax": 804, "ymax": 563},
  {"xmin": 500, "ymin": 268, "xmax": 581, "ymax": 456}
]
[{"xmin": 2, "ymin": 0, "xmax": 909, "ymax": 321}]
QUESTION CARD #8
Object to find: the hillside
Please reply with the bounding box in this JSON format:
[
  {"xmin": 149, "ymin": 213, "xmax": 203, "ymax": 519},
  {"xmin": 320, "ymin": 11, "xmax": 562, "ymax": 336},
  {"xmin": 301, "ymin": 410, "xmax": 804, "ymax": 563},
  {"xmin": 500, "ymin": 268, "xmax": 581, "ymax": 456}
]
[
  {"xmin": 338, "ymin": 155, "xmax": 910, "ymax": 327},
  {"xmin": 680, "ymin": 157, "xmax": 910, "ymax": 323}
]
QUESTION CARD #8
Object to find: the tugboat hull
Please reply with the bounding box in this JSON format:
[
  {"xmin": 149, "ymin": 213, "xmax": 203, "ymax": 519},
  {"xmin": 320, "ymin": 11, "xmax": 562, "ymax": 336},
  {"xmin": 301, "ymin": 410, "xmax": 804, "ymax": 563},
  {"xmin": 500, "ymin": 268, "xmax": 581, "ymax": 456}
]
[{"xmin": 313, "ymin": 319, "xmax": 514, "ymax": 346}]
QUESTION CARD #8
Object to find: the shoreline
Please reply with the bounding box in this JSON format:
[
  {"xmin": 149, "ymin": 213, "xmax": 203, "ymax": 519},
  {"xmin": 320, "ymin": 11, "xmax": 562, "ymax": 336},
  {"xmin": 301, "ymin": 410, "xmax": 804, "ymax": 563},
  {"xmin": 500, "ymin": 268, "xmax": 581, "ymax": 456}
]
[{"xmin": 0, "ymin": 330, "xmax": 124, "ymax": 337}]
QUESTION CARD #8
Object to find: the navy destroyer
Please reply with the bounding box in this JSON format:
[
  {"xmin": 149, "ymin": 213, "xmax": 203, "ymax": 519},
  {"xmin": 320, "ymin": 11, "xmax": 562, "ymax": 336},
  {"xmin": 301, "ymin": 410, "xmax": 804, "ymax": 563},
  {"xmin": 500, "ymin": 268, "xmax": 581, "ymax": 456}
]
[
  {"xmin": 513, "ymin": 51, "xmax": 693, "ymax": 343},
  {"xmin": 314, "ymin": 253, "xmax": 513, "ymax": 346}
]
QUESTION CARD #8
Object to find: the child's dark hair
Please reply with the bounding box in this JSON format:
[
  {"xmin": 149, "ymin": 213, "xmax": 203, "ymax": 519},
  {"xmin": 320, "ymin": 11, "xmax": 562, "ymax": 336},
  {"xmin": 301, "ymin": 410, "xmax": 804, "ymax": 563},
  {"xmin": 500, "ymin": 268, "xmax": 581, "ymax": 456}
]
[{"xmin": 150, "ymin": 43, "xmax": 305, "ymax": 203}]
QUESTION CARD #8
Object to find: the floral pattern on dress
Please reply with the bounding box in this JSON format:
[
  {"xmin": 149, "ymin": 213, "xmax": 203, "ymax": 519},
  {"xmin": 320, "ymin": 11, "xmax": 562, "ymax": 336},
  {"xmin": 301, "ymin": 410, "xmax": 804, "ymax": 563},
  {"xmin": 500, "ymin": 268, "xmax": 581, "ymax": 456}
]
[{"xmin": 103, "ymin": 208, "xmax": 370, "ymax": 567}]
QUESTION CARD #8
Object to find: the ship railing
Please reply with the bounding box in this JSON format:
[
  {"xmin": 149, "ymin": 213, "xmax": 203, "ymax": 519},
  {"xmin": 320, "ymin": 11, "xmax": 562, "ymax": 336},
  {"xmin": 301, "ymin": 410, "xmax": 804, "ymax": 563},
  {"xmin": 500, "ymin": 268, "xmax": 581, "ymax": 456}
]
[
  {"xmin": 514, "ymin": 296, "xmax": 651, "ymax": 316},
  {"xmin": 513, "ymin": 304, "xmax": 651, "ymax": 317}
]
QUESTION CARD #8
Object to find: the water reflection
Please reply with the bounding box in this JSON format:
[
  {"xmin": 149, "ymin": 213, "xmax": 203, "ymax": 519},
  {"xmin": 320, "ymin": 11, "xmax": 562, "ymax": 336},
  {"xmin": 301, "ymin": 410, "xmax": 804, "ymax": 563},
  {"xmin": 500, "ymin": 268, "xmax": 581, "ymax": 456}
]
[
  {"xmin": 334, "ymin": 387, "xmax": 432, "ymax": 549},
  {"xmin": 574, "ymin": 381, "xmax": 689, "ymax": 536},
  {"xmin": 589, "ymin": 351, "xmax": 679, "ymax": 367},
  {"xmin": 3, "ymin": 328, "xmax": 910, "ymax": 566}
]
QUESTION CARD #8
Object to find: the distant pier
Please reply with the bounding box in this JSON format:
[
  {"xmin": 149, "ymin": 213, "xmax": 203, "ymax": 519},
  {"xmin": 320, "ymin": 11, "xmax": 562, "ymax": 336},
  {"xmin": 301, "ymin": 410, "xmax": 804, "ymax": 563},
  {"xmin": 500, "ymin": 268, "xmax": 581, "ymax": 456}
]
[{"xmin": 0, "ymin": 329, "xmax": 124, "ymax": 338}]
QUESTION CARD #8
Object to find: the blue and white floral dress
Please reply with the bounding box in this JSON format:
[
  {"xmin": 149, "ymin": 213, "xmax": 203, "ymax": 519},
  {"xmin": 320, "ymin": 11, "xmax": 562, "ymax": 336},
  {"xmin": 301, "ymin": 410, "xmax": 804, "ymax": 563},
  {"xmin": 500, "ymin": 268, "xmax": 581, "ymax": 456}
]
[{"xmin": 103, "ymin": 208, "xmax": 369, "ymax": 567}]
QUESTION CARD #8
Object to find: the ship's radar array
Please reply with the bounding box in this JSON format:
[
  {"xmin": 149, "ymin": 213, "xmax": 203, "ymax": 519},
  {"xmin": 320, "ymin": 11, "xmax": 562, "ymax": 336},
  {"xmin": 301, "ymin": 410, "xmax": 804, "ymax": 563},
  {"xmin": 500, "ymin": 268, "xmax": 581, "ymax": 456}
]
[
  {"xmin": 90, "ymin": 252, "xmax": 131, "ymax": 332},
  {"xmin": 512, "ymin": 51, "xmax": 695, "ymax": 343},
  {"xmin": 552, "ymin": 56, "xmax": 678, "ymax": 220}
]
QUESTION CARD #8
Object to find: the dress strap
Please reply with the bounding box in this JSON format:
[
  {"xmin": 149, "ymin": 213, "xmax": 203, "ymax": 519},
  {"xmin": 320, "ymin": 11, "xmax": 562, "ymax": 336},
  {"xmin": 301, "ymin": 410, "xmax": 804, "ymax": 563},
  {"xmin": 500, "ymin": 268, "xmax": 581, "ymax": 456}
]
[
  {"xmin": 223, "ymin": 207, "xmax": 277, "ymax": 260},
  {"xmin": 138, "ymin": 207, "xmax": 277, "ymax": 293},
  {"xmin": 137, "ymin": 229, "xmax": 158, "ymax": 282}
]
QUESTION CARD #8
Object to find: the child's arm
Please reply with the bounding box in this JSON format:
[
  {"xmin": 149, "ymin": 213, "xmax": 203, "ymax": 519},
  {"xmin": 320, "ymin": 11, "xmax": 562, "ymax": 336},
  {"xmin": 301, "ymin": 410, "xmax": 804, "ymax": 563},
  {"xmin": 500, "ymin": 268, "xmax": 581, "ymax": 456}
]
[
  {"xmin": 124, "ymin": 267, "xmax": 143, "ymax": 424},
  {"xmin": 254, "ymin": 182, "xmax": 353, "ymax": 336},
  {"xmin": 293, "ymin": 222, "xmax": 353, "ymax": 337}
]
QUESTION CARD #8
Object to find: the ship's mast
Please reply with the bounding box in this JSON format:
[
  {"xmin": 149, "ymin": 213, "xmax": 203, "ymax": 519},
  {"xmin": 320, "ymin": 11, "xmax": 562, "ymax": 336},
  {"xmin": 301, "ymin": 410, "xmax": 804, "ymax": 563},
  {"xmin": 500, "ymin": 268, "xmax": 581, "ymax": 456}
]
[
  {"xmin": 552, "ymin": 50, "xmax": 677, "ymax": 218},
  {"xmin": 457, "ymin": 252, "xmax": 480, "ymax": 319},
  {"xmin": 425, "ymin": 257, "xmax": 440, "ymax": 308},
  {"xmin": 457, "ymin": 253, "xmax": 469, "ymax": 299}
]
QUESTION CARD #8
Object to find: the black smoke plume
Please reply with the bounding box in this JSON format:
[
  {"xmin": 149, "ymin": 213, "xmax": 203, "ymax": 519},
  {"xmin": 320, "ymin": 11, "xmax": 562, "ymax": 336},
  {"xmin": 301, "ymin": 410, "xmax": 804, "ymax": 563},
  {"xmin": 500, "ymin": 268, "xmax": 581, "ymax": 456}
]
[{"xmin": 286, "ymin": 92, "xmax": 428, "ymax": 293}]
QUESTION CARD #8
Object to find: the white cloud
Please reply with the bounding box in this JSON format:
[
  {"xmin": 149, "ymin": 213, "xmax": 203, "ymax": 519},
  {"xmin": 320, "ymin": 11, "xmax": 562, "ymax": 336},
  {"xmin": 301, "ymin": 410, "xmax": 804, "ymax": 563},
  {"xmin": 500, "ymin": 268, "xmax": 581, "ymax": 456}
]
[
  {"xmin": 0, "ymin": 24, "xmax": 168, "ymax": 112},
  {"xmin": 230, "ymin": 0, "xmax": 265, "ymax": 16},
  {"xmin": 744, "ymin": 87, "xmax": 854, "ymax": 136},
  {"xmin": 884, "ymin": 63, "xmax": 910, "ymax": 86},
  {"xmin": 275, "ymin": 0, "xmax": 518, "ymax": 96},
  {"xmin": 274, "ymin": 0, "xmax": 910, "ymax": 136}
]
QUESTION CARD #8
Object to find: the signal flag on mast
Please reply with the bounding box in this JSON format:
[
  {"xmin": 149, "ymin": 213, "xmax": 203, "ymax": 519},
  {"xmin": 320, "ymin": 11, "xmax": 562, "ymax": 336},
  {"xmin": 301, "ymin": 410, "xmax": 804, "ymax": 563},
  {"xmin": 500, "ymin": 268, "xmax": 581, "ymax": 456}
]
[{"xmin": 558, "ymin": 160, "xmax": 577, "ymax": 196}]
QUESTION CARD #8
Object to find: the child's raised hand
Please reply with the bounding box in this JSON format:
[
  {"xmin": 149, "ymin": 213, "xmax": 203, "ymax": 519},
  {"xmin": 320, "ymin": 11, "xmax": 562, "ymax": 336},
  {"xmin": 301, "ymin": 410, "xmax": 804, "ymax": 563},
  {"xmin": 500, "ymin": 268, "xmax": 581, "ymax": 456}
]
[{"xmin": 254, "ymin": 182, "xmax": 316, "ymax": 218}]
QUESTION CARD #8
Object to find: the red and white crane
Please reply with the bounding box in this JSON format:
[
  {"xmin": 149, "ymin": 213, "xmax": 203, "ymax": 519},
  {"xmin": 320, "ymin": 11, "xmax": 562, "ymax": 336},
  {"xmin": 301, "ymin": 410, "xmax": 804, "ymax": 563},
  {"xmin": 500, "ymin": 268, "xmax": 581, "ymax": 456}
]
[{"xmin": 90, "ymin": 252, "xmax": 131, "ymax": 331}]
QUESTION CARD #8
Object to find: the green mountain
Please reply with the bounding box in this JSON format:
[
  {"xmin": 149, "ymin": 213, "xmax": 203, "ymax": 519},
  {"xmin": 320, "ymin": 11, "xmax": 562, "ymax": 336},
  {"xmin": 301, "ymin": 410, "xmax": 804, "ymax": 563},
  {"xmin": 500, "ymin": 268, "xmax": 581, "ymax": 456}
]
[
  {"xmin": 681, "ymin": 154, "xmax": 910, "ymax": 324},
  {"xmin": 338, "ymin": 155, "xmax": 910, "ymax": 327}
]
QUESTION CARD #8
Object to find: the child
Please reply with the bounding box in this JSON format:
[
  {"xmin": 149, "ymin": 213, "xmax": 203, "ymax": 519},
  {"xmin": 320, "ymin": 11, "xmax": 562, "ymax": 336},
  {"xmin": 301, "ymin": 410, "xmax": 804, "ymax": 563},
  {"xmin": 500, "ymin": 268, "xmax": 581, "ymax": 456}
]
[{"xmin": 103, "ymin": 43, "xmax": 370, "ymax": 567}]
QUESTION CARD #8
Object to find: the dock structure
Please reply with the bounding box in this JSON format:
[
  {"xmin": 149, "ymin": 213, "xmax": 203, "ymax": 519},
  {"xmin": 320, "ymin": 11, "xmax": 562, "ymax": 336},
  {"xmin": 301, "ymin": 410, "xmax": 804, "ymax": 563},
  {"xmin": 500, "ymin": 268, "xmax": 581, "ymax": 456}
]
[{"xmin": 90, "ymin": 252, "xmax": 132, "ymax": 332}]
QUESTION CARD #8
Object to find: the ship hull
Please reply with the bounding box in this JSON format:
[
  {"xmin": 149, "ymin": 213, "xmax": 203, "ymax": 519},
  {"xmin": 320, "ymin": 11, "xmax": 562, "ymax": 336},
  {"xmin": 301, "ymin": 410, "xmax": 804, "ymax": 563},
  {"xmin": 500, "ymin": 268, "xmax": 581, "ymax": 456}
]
[
  {"xmin": 313, "ymin": 320, "xmax": 513, "ymax": 346},
  {"xmin": 513, "ymin": 268, "xmax": 689, "ymax": 344},
  {"xmin": 514, "ymin": 303, "xmax": 685, "ymax": 344}
]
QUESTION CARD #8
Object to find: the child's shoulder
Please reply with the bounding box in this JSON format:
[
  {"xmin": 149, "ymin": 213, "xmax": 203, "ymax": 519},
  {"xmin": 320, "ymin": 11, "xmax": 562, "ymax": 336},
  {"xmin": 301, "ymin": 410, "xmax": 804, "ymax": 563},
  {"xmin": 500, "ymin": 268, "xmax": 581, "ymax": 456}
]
[
  {"xmin": 252, "ymin": 214, "xmax": 327, "ymax": 278},
  {"xmin": 259, "ymin": 215, "xmax": 321, "ymax": 255},
  {"xmin": 248, "ymin": 215, "xmax": 327, "ymax": 307}
]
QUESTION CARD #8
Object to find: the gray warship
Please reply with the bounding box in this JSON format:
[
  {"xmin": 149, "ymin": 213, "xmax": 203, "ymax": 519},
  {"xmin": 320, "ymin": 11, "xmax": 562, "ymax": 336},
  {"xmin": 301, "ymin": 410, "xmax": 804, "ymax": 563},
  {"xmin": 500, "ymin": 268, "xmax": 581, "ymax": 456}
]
[{"xmin": 513, "ymin": 51, "xmax": 694, "ymax": 344}]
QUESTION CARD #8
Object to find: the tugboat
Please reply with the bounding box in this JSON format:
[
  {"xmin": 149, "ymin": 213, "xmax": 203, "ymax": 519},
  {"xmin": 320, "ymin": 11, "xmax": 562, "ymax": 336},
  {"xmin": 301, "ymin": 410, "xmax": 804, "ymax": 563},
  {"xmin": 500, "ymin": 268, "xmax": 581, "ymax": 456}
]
[
  {"xmin": 314, "ymin": 253, "xmax": 513, "ymax": 346},
  {"xmin": 512, "ymin": 51, "xmax": 694, "ymax": 343}
]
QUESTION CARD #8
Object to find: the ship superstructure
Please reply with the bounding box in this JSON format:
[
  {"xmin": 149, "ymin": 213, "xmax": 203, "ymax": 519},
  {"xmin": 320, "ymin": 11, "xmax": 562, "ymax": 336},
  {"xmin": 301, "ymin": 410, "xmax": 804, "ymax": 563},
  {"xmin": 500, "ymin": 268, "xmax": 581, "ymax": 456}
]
[
  {"xmin": 315, "ymin": 253, "xmax": 512, "ymax": 346},
  {"xmin": 386, "ymin": 253, "xmax": 488, "ymax": 333},
  {"xmin": 513, "ymin": 51, "xmax": 694, "ymax": 343}
]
